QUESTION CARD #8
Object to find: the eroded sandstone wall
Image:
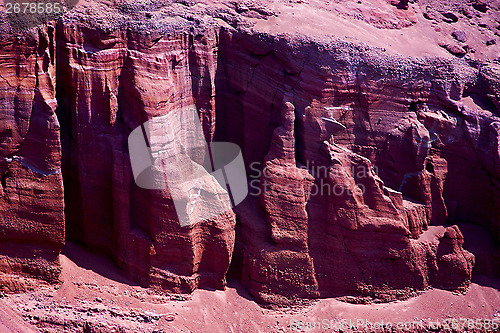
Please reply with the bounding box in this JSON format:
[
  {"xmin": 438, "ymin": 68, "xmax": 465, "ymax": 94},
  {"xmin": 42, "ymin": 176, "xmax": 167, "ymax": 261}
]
[
  {"xmin": 56, "ymin": 23, "xmax": 235, "ymax": 292},
  {"xmin": 0, "ymin": 25, "xmax": 64, "ymax": 285},
  {"xmin": 0, "ymin": 8, "xmax": 499, "ymax": 306},
  {"xmin": 215, "ymin": 30, "xmax": 499, "ymax": 304}
]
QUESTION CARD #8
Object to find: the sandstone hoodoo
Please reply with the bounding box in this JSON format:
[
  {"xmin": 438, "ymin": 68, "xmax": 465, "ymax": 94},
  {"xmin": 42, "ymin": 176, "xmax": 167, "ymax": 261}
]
[{"xmin": 0, "ymin": 0, "xmax": 499, "ymax": 329}]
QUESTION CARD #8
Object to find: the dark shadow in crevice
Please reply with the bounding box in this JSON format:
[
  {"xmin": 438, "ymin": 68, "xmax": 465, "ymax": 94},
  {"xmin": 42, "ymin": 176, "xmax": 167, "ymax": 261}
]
[
  {"xmin": 1, "ymin": 172, "xmax": 7, "ymax": 189},
  {"xmin": 456, "ymin": 222, "xmax": 500, "ymax": 290},
  {"xmin": 62, "ymin": 241, "xmax": 138, "ymax": 287},
  {"xmin": 226, "ymin": 278, "xmax": 256, "ymax": 303},
  {"xmin": 226, "ymin": 216, "xmax": 244, "ymax": 282},
  {"xmin": 462, "ymin": 91, "xmax": 497, "ymax": 114}
]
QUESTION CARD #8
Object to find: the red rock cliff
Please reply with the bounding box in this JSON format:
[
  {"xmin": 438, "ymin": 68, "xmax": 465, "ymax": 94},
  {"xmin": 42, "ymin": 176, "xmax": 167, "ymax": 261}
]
[
  {"xmin": 56, "ymin": 22, "xmax": 235, "ymax": 292},
  {"xmin": 0, "ymin": 24, "xmax": 64, "ymax": 285},
  {"xmin": 0, "ymin": 0, "xmax": 499, "ymax": 307},
  {"xmin": 215, "ymin": 30, "xmax": 497, "ymax": 304}
]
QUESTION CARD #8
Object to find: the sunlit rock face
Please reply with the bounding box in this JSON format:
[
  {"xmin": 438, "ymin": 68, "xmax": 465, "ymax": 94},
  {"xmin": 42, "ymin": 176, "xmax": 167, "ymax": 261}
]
[
  {"xmin": 0, "ymin": 25, "xmax": 64, "ymax": 285},
  {"xmin": 215, "ymin": 30, "xmax": 498, "ymax": 305}
]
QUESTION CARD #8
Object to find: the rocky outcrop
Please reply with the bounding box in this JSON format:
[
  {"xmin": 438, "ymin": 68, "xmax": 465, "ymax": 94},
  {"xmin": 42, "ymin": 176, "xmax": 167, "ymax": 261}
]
[
  {"xmin": 55, "ymin": 22, "xmax": 235, "ymax": 292},
  {"xmin": 0, "ymin": 25, "xmax": 64, "ymax": 284},
  {"xmin": 215, "ymin": 31, "xmax": 496, "ymax": 304},
  {"xmin": 0, "ymin": 0, "xmax": 499, "ymax": 308}
]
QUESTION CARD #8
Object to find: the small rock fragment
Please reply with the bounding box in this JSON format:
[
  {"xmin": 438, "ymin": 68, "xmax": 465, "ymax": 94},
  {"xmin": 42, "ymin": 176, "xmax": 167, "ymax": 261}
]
[
  {"xmin": 424, "ymin": 7, "xmax": 439, "ymax": 21},
  {"xmin": 452, "ymin": 30, "xmax": 467, "ymax": 42},
  {"xmin": 391, "ymin": 0, "xmax": 409, "ymax": 10},
  {"xmin": 439, "ymin": 42, "xmax": 467, "ymax": 56},
  {"xmin": 460, "ymin": 7, "xmax": 473, "ymax": 18}
]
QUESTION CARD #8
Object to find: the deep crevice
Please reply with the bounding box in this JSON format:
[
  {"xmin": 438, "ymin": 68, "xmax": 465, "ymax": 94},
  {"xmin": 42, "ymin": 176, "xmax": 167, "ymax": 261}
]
[{"xmin": 1, "ymin": 172, "xmax": 7, "ymax": 189}]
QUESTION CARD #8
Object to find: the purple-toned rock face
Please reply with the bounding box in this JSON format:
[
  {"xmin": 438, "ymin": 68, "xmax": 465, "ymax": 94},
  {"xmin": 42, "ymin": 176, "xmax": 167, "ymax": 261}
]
[
  {"xmin": 55, "ymin": 24, "xmax": 236, "ymax": 292},
  {"xmin": 215, "ymin": 31, "xmax": 494, "ymax": 305},
  {"xmin": 0, "ymin": 0, "xmax": 499, "ymax": 310},
  {"xmin": 0, "ymin": 24, "xmax": 64, "ymax": 285}
]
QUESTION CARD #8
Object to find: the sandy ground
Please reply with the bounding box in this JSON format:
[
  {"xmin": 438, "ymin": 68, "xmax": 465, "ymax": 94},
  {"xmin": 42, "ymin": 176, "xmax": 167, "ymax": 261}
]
[
  {"xmin": 253, "ymin": 0, "xmax": 452, "ymax": 58},
  {"xmin": 43, "ymin": 0, "xmax": 500, "ymax": 62},
  {"xmin": 0, "ymin": 242, "xmax": 499, "ymax": 332}
]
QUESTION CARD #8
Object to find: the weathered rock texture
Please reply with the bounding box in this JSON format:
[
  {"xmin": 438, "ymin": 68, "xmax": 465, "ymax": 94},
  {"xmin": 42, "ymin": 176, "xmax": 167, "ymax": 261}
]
[
  {"xmin": 0, "ymin": 0, "xmax": 499, "ymax": 307},
  {"xmin": 216, "ymin": 31, "xmax": 497, "ymax": 304},
  {"xmin": 0, "ymin": 24, "xmax": 64, "ymax": 285},
  {"xmin": 56, "ymin": 22, "xmax": 235, "ymax": 292}
]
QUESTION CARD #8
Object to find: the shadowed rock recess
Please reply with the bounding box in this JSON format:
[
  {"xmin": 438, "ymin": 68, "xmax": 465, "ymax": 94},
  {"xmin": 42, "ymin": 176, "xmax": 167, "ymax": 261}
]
[{"xmin": 0, "ymin": 0, "xmax": 499, "ymax": 307}]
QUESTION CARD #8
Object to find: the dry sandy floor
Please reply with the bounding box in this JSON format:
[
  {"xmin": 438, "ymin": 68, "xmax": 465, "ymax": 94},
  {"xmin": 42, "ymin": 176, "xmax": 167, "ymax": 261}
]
[{"xmin": 0, "ymin": 242, "xmax": 499, "ymax": 332}]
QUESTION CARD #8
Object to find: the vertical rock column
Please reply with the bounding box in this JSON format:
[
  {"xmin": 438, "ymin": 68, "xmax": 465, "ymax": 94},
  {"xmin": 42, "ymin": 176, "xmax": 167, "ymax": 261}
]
[
  {"xmin": 0, "ymin": 25, "xmax": 65, "ymax": 285},
  {"xmin": 56, "ymin": 23, "xmax": 235, "ymax": 292},
  {"xmin": 242, "ymin": 101, "xmax": 319, "ymax": 304}
]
